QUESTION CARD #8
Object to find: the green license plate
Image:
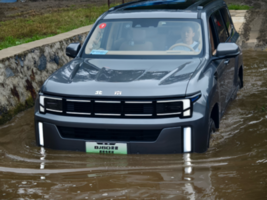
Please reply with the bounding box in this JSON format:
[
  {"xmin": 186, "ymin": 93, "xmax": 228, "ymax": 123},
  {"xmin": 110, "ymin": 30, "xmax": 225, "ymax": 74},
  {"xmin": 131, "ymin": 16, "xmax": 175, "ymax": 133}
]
[{"xmin": 86, "ymin": 142, "xmax": 127, "ymax": 155}]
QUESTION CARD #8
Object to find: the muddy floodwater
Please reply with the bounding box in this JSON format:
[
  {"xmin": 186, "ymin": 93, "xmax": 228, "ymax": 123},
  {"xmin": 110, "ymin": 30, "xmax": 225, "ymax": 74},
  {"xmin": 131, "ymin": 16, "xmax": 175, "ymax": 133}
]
[{"xmin": 1, "ymin": 50, "xmax": 267, "ymax": 199}]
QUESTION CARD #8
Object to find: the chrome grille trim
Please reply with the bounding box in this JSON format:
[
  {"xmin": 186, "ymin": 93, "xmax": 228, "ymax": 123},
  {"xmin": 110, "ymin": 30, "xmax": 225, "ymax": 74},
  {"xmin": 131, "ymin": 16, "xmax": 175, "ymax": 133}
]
[
  {"xmin": 125, "ymin": 114, "xmax": 153, "ymax": 117},
  {"xmin": 125, "ymin": 101, "xmax": 152, "ymax": 104},
  {"xmin": 95, "ymin": 101, "xmax": 121, "ymax": 103},
  {"xmin": 46, "ymin": 108, "xmax": 62, "ymax": 113},
  {"xmin": 95, "ymin": 113, "xmax": 121, "ymax": 116},
  {"xmin": 157, "ymin": 100, "xmax": 182, "ymax": 103},
  {"xmin": 66, "ymin": 112, "xmax": 91, "ymax": 115},
  {"xmin": 44, "ymin": 97, "xmax": 62, "ymax": 101},
  {"xmin": 157, "ymin": 112, "xmax": 181, "ymax": 116},
  {"xmin": 66, "ymin": 99, "xmax": 91, "ymax": 102}
]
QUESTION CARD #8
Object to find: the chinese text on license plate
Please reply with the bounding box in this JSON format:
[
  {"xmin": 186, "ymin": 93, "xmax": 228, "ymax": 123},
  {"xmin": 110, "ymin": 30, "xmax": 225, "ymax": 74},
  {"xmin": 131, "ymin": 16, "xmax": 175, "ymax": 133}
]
[{"xmin": 86, "ymin": 142, "xmax": 127, "ymax": 154}]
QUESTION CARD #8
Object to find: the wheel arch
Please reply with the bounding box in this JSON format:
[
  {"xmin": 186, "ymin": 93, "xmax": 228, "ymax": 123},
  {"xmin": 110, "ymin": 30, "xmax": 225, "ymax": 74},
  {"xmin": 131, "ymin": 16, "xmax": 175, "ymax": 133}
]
[
  {"xmin": 210, "ymin": 103, "xmax": 219, "ymax": 129},
  {"xmin": 239, "ymin": 65, "xmax": 244, "ymax": 88}
]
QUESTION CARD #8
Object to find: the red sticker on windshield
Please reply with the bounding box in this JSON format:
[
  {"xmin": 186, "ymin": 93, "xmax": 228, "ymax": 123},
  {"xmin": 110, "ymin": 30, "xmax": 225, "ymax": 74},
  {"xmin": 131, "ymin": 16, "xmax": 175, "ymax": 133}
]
[{"xmin": 99, "ymin": 23, "xmax": 106, "ymax": 29}]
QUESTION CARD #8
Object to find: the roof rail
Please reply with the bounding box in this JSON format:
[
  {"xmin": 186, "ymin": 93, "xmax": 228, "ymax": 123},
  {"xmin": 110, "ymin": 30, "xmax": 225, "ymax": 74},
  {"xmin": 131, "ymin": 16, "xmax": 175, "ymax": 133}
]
[
  {"xmin": 197, "ymin": 5, "xmax": 203, "ymax": 18},
  {"xmin": 99, "ymin": 0, "xmax": 148, "ymax": 20},
  {"xmin": 187, "ymin": 0, "xmax": 219, "ymax": 10},
  {"xmin": 107, "ymin": 0, "xmax": 221, "ymax": 13},
  {"xmin": 108, "ymin": 0, "xmax": 148, "ymax": 11},
  {"xmin": 198, "ymin": 0, "xmax": 217, "ymax": 7}
]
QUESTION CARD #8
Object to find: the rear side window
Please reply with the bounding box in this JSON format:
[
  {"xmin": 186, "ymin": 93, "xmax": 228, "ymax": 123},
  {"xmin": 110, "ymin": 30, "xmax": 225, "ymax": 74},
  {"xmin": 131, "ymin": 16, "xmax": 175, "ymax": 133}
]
[
  {"xmin": 209, "ymin": 18, "xmax": 217, "ymax": 55},
  {"xmin": 220, "ymin": 7, "xmax": 233, "ymax": 36},
  {"xmin": 212, "ymin": 11, "xmax": 229, "ymax": 42}
]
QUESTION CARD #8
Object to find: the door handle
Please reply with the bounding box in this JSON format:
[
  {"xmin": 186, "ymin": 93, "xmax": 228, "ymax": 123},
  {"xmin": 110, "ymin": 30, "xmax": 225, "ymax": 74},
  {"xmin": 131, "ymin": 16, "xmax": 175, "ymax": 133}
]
[{"xmin": 224, "ymin": 60, "xmax": 230, "ymax": 65}]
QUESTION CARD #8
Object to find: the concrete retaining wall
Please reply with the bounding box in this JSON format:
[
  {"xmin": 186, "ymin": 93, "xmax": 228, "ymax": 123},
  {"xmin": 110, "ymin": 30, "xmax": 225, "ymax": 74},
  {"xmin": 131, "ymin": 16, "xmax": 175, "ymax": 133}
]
[{"xmin": 0, "ymin": 11, "xmax": 247, "ymax": 125}]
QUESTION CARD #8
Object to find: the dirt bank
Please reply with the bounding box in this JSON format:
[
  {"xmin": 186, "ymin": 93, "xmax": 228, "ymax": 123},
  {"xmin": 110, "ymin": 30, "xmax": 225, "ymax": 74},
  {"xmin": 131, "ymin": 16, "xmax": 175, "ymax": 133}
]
[
  {"xmin": 0, "ymin": 0, "xmax": 254, "ymax": 23},
  {"xmin": 1, "ymin": 0, "xmax": 267, "ymax": 49},
  {"xmin": 0, "ymin": 0, "xmax": 131, "ymax": 22}
]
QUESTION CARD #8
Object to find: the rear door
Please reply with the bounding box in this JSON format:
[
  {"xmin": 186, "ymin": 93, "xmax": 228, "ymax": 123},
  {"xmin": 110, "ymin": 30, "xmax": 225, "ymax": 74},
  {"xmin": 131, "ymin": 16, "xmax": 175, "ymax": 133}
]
[
  {"xmin": 211, "ymin": 10, "xmax": 235, "ymax": 114},
  {"xmin": 220, "ymin": 7, "xmax": 239, "ymax": 91},
  {"xmin": 220, "ymin": 7, "xmax": 237, "ymax": 102}
]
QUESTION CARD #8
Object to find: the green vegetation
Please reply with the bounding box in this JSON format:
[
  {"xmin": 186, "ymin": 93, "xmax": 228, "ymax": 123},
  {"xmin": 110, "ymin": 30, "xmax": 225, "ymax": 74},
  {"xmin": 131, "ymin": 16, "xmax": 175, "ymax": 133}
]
[
  {"xmin": 0, "ymin": 97, "xmax": 35, "ymax": 126},
  {"xmin": 228, "ymin": 4, "xmax": 252, "ymax": 10},
  {"xmin": 0, "ymin": 3, "xmax": 251, "ymax": 50},
  {"xmin": 0, "ymin": 4, "xmax": 118, "ymax": 50}
]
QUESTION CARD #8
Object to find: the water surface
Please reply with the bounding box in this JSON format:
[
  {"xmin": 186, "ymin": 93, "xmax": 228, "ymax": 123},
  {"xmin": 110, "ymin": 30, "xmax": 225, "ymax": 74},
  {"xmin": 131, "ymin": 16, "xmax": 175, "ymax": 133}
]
[{"xmin": 1, "ymin": 50, "xmax": 267, "ymax": 199}]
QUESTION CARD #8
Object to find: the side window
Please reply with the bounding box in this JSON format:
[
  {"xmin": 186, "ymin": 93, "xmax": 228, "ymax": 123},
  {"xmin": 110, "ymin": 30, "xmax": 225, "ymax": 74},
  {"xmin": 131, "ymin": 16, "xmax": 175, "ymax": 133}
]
[
  {"xmin": 220, "ymin": 7, "xmax": 233, "ymax": 36},
  {"xmin": 209, "ymin": 18, "xmax": 217, "ymax": 56},
  {"xmin": 212, "ymin": 11, "xmax": 229, "ymax": 42}
]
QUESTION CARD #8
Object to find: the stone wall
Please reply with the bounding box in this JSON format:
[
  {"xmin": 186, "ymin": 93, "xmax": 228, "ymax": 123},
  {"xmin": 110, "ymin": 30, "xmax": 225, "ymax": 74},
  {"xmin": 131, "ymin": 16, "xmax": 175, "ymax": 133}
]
[{"xmin": 0, "ymin": 32, "xmax": 89, "ymax": 125}]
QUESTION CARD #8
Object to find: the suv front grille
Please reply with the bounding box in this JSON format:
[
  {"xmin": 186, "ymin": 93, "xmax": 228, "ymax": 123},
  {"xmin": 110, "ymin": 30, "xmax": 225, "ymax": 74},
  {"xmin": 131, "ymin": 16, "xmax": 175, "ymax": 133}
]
[
  {"xmin": 41, "ymin": 96, "xmax": 192, "ymax": 118},
  {"xmin": 66, "ymin": 101, "xmax": 91, "ymax": 114},
  {"xmin": 124, "ymin": 103, "xmax": 153, "ymax": 115},
  {"xmin": 58, "ymin": 127, "xmax": 161, "ymax": 142},
  {"xmin": 94, "ymin": 101, "xmax": 121, "ymax": 115}
]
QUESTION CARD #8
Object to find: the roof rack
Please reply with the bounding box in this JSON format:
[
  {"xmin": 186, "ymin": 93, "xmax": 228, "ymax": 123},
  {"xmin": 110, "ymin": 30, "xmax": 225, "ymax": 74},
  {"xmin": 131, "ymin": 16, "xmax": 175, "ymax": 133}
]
[
  {"xmin": 99, "ymin": 0, "xmax": 148, "ymax": 20},
  {"xmin": 198, "ymin": 0, "xmax": 217, "ymax": 6},
  {"xmin": 108, "ymin": 0, "xmax": 221, "ymax": 12},
  {"xmin": 108, "ymin": 0, "xmax": 149, "ymax": 11}
]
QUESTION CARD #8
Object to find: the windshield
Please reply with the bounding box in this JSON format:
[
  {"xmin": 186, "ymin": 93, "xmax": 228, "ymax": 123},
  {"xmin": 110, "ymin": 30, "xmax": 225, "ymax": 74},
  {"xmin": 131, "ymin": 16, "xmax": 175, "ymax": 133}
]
[{"xmin": 84, "ymin": 19, "xmax": 203, "ymax": 56}]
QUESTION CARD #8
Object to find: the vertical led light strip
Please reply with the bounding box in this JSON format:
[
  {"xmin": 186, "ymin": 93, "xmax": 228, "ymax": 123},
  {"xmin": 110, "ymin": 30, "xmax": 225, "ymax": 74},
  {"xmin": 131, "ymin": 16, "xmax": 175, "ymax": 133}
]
[
  {"xmin": 182, "ymin": 99, "xmax": 191, "ymax": 116},
  {"xmin": 38, "ymin": 122, "xmax": 44, "ymax": 146},
  {"xmin": 40, "ymin": 96, "xmax": 45, "ymax": 113},
  {"xmin": 183, "ymin": 127, "xmax": 191, "ymax": 153}
]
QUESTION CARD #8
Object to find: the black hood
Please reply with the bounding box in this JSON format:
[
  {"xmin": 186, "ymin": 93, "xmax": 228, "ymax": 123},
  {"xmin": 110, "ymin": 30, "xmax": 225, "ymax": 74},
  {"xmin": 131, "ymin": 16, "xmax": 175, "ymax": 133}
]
[{"xmin": 42, "ymin": 58, "xmax": 201, "ymax": 97}]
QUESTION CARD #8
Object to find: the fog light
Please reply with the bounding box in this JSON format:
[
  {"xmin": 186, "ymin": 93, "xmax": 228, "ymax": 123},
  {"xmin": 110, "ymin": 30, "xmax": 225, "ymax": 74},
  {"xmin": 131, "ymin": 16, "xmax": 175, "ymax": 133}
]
[
  {"xmin": 183, "ymin": 127, "xmax": 191, "ymax": 152},
  {"xmin": 38, "ymin": 122, "xmax": 44, "ymax": 146}
]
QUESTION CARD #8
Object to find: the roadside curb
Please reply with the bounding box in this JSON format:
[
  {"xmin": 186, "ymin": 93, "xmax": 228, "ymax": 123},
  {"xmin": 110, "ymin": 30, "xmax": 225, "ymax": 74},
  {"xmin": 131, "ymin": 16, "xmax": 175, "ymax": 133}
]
[{"xmin": 0, "ymin": 25, "xmax": 93, "ymax": 60}]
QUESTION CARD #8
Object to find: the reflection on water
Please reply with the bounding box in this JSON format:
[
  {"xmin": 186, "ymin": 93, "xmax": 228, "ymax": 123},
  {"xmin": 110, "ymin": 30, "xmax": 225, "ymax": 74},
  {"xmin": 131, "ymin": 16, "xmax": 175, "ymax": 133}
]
[
  {"xmin": 1, "ymin": 50, "xmax": 267, "ymax": 199},
  {"xmin": 40, "ymin": 147, "xmax": 45, "ymax": 170}
]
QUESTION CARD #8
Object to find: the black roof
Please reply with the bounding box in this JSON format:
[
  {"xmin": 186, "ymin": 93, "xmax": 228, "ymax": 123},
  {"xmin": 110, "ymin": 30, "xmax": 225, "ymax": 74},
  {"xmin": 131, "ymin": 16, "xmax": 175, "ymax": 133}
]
[{"xmin": 110, "ymin": 0, "xmax": 220, "ymax": 12}]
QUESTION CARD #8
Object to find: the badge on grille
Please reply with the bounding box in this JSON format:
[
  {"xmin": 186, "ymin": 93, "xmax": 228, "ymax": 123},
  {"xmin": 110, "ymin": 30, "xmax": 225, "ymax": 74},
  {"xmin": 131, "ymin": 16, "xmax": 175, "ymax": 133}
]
[
  {"xmin": 114, "ymin": 91, "xmax": 122, "ymax": 95},
  {"xmin": 95, "ymin": 91, "xmax": 102, "ymax": 95}
]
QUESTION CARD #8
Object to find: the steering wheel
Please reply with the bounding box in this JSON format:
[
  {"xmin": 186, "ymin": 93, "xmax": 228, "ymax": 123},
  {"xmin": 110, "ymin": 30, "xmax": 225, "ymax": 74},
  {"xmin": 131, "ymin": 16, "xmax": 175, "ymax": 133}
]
[{"xmin": 168, "ymin": 43, "xmax": 195, "ymax": 51}]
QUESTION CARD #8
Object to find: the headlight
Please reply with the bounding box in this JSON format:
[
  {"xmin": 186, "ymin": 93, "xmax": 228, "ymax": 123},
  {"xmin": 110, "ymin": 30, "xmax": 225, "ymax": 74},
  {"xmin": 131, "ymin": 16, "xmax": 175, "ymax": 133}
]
[
  {"xmin": 156, "ymin": 99, "xmax": 191, "ymax": 117},
  {"xmin": 157, "ymin": 101, "xmax": 183, "ymax": 116},
  {"xmin": 39, "ymin": 95, "xmax": 63, "ymax": 114}
]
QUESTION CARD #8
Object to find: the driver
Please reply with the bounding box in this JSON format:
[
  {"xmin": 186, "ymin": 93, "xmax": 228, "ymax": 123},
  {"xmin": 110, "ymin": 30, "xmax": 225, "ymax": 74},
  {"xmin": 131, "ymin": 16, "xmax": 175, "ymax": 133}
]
[{"xmin": 171, "ymin": 24, "xmax": 200, "ymax": 52}]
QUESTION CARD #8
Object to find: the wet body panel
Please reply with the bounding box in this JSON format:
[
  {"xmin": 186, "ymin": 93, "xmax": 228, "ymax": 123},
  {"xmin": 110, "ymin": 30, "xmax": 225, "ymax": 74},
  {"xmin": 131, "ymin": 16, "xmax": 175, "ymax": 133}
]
[
  {"xmin": 35, "ymin": 0, "xmax": 242, "ymax": 154},
  {"xmin": 42, "ymin": 59, "xmax": 201, "ymax": 97}
]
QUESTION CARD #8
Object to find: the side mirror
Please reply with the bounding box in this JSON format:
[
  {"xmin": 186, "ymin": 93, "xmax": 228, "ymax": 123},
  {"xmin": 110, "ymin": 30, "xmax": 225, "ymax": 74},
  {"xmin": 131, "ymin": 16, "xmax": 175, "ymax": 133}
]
[
  {"xmin": 66, "ymin": 43, "xmax": 81, "ymax": 58},
  {"xmin": 216, "ymin": 43, "xmax": 240, "ymax": 57}
]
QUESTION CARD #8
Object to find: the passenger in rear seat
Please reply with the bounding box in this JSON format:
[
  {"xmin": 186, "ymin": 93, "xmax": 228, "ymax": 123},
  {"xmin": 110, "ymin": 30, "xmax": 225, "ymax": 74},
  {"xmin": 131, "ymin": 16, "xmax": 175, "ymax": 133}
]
[
  {"xmin": 170, "ymin": 24, "xmax": 200, "ymax": 52},
  {"xmin": 119, "ymin": 28, "xmax": 153, "ymax": 51}
]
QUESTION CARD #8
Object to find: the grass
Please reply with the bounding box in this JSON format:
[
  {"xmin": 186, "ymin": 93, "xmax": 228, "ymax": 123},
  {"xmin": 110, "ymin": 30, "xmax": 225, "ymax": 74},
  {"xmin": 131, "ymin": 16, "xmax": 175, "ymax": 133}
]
[
  {"xmin": 0, "ymin": 3, "xmax": 251, "ymax": 50},
  {"xmin": 0, "ymin": 4, "xmax": 119, "ymax": 50},
  {"xmin": 228, "ymin": 4, "xmax": 252, "ymax": 10}
]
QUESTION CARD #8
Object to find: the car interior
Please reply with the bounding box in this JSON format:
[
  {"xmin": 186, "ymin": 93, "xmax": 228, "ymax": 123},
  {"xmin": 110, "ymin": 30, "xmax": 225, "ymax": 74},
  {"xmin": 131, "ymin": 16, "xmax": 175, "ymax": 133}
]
[{"xmin": 85, "ymin": 20, "xmax": 203, "ymax": 55}]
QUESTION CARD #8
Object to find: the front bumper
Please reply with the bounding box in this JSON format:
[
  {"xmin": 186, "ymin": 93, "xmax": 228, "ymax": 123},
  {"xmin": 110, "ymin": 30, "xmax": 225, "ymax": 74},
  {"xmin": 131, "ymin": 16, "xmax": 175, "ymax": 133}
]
[{"xmin": 34, "ymin": 109, "xmax": 209, "ymax": 154}]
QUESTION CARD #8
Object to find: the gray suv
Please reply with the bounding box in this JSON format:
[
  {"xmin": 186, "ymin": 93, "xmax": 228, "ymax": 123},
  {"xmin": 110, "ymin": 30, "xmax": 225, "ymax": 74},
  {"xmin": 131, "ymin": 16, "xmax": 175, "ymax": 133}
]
[{"xmin": 34, "ymin": 0, "xmax": 243, "ymax": 154}]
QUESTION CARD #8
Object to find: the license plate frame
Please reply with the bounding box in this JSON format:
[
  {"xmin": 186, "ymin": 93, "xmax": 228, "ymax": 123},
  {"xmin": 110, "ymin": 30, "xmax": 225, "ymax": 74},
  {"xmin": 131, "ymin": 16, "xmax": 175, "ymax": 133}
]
[{"xmin": 86, "ymin": 142, "xmax": 127, "ymax": 155}]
